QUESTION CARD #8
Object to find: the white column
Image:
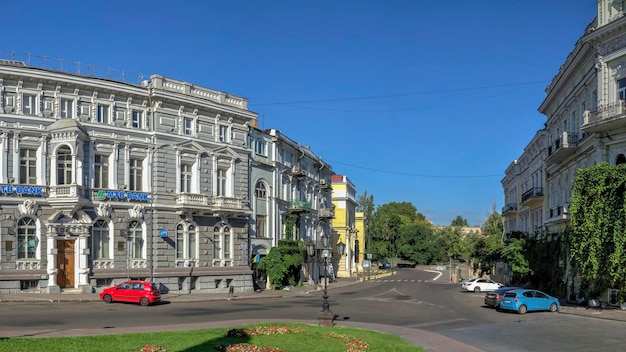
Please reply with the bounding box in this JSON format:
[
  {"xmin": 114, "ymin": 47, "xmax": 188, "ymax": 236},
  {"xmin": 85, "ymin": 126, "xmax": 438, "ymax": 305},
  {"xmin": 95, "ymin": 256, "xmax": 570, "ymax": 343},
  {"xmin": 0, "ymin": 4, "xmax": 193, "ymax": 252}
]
[
  {"xmin": 0, "ymin": 133, "xmax": 6, "ymax": 183},
  {"xmin": 78, "ymin": 236, "xmax": 89, "ymax": 287},
  {"xmin": 11, "ymin": 133, "xmax": 19, "ymax": 182},
  {"xmin": 46, "ymin": 233, "xmax": 58, "ymax": 287}
]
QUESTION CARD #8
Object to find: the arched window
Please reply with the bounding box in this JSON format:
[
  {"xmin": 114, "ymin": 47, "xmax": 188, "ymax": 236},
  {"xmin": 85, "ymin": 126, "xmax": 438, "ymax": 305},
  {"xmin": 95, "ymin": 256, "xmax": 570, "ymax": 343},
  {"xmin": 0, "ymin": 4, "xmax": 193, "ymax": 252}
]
[
  {"xmin": 176, "ymin": 223, "xmax": 197, "ymax": 259},
  {"xmin": 129, "ymin": 221, "xmax": 144, "ymax": 259},
  {"xmin": 57, "ymin": 146, "xmax": 72, "ymax": 185},
  {"xmin": 17, "ymin": 217, "xmax": 37, "ymax": 259},
  {"xmin": 255, "ymin": 182, "xmax": 267, "ymax": 199},
  {"xmin": 616, "ymin": 154, "xmax": 626, "ymax": 165},
  {"xmin": 92, "ymin": 220, "xmax": 110, "ymax": 260}
]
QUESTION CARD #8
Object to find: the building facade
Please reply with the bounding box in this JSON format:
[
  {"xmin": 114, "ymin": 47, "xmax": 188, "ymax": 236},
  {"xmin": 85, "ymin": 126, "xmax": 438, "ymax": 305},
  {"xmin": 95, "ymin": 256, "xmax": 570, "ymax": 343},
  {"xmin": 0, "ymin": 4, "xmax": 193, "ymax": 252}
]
[
  {"xmin": 248, "ymin": 126, "xmax": 334, "ymax": 287},
  {"xmin": 502, "ymin": 1, "xmax": 626, "ymax": 294},
  {"xmin": 0, "ymin": 60, "xmax": 256, "ymax": 294},
  {"xmin": 331, "ymin": 174, "xmax": 363, "ymax": 278}
]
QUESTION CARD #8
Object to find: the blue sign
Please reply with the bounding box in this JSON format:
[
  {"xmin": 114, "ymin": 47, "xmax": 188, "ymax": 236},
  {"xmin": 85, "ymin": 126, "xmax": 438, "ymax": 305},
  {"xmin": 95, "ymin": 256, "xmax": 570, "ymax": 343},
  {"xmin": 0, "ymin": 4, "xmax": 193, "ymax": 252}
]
[
  {"xmin": 96, "ymin": 189, "xmax": 150, "ymax": 201},
  {"xmin": 0, "ymin": 185, "xmax": 45, "ymax": 196},
  {"xmin": 159, "ymin": 229, "xmax": 168, "ymax": 238}
]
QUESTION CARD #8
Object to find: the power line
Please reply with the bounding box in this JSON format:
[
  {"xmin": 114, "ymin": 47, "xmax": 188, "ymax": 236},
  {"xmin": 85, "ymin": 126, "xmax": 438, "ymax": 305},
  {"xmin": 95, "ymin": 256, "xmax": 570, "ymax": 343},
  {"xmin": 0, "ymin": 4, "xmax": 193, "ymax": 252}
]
[
  {"xmin": 250, "ymin": 80, "xmax": 548, "ymax": 107},
  {"xmin": 327, "ymin": 159, "xmax": 501, "ymax": 178}
]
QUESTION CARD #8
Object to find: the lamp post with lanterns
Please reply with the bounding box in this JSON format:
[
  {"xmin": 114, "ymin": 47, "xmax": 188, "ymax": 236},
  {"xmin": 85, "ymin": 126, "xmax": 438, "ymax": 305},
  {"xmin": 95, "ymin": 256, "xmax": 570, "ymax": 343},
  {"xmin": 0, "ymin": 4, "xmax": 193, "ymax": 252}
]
[{"xmin": 308, "ymin": 233, "xmax": 344, "ymax": 326}]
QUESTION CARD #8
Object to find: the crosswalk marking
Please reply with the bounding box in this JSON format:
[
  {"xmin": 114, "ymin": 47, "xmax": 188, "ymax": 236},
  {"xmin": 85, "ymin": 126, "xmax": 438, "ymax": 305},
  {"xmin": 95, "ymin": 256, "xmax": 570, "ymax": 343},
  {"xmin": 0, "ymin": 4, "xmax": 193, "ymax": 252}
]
[{"xmin": 369, "ymin": 279, "xmax": 428, "ymax": 283}]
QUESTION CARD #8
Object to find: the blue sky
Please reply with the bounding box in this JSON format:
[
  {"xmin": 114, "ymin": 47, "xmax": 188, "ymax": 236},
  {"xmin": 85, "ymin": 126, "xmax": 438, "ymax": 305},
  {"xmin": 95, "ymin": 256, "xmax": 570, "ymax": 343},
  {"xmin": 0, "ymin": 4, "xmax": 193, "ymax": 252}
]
[{"xmin": 3, "ymin": 1, "xmax": 597, "ymax": 226}]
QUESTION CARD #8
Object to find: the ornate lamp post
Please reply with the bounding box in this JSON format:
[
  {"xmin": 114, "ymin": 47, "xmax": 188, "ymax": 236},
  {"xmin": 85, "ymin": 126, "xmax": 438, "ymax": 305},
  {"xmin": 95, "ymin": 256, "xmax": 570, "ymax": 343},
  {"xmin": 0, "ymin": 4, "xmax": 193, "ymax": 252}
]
[{"xmin": 318, "ymin": 233, "xmax": 344, "ymax": 327}]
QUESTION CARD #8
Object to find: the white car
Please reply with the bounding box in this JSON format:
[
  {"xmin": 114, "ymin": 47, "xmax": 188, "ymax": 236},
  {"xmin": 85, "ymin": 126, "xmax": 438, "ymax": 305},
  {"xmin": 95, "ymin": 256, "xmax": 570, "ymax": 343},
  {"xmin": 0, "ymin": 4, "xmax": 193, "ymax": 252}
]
[{"xmin": 461, "ymin": 278, "xmax": 502, "ymax": 293}]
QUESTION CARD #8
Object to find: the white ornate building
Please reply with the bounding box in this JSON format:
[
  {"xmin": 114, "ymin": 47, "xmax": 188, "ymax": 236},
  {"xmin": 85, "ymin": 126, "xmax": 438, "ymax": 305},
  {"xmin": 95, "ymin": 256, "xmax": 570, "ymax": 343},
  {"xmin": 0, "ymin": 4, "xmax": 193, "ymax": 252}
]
[
  {"xmin": 0, "ymin": 57, "xmax": 256, "ymax": 293},
  {"xmin": 248, "ymin": 125, "xmax": 334, "ymax": 287}
]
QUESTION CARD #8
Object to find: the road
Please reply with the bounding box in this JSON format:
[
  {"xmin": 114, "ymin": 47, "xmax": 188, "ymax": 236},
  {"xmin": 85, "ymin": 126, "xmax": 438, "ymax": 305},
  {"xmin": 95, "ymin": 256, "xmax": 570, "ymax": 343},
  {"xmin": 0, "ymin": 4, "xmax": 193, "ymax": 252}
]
[{"xmin": 1, "ymin": 269, "xmax": 624, "ymax": 351}]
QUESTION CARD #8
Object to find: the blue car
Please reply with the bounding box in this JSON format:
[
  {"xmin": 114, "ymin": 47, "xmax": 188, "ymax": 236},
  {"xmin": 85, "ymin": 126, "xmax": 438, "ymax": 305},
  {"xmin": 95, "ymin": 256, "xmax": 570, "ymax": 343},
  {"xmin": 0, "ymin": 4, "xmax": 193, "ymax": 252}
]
[{"xmin": 499, "ymin": 289, "xmax": 560, "ymax": 314}]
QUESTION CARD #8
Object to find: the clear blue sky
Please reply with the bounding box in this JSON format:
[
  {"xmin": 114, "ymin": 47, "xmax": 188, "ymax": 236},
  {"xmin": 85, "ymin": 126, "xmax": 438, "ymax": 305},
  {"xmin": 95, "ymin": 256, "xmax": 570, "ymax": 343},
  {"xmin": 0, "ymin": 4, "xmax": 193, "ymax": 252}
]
[{"xmin": 3, "ymin": 1, "xmax": 596, "ymax": 226}]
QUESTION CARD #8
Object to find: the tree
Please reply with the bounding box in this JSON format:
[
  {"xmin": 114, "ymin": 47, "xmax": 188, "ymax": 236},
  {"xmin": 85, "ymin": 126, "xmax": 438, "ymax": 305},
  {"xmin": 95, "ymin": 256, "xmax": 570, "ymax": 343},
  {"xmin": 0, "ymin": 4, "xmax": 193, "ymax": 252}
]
[
  {"xmin": 570, "ymin": 162, "xmax": 626, "ymax": 296},
  {"xmin": 258, "ymin": 240, "xmax": 305, "ymax": 289},
  {"xmin": 450, "ymin": 215, "xmax": 468, "ymax": 227},
  {"xmin": 472, "ymin": 204, "xmax": 504, "ymax": 276},
  {"xmin": 357, "ymin": 191, "xmax": 375, "ymax": 250}
]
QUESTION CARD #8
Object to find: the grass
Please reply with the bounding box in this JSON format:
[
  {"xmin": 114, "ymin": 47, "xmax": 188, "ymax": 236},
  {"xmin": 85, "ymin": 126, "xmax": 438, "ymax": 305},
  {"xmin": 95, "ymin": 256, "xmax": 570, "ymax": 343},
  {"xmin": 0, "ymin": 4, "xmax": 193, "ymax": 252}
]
[{"xmin": 0, "ymin": 322, "xmax": 427, "ymax": 352}]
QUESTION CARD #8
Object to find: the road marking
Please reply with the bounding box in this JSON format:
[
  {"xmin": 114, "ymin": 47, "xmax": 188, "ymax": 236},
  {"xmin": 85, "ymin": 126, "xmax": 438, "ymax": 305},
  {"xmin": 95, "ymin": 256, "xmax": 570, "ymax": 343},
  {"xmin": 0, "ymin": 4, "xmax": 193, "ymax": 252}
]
[
  {"xmin": 408, "ymin": 318, "xmax": 467, "ymax": 328},
  {"xmin": 424, "ymin": 269, "xmax": 443, "ymax": 280}
]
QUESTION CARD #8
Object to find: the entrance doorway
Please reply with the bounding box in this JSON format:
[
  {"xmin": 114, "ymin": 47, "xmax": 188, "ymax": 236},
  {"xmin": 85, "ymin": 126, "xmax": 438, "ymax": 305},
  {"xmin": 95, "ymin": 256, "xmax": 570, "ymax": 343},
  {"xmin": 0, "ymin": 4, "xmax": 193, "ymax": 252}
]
[{"xmin": 57, "ymin": 240, "xmax": 75, "ymax": 288}]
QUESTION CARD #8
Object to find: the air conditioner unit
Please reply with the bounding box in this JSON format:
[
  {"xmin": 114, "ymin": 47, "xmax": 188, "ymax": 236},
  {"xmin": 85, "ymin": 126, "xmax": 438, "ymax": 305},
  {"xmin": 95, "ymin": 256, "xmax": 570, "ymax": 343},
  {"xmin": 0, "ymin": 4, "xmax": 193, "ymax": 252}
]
[{"xmin": 320, "ymin": 179, "xmax": 327, "ymax": 186}]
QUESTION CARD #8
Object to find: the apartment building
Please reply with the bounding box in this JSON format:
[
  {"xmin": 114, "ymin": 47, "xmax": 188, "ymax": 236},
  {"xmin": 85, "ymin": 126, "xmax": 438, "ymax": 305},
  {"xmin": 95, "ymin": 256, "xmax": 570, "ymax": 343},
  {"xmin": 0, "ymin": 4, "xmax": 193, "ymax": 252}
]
[
  {"xmin": 248, "ymin": 125, "xmax": 334, "ymax": 287},
  {"xmin": 0, "ymin": 58, "xmax": 256, "ymax": 294}
]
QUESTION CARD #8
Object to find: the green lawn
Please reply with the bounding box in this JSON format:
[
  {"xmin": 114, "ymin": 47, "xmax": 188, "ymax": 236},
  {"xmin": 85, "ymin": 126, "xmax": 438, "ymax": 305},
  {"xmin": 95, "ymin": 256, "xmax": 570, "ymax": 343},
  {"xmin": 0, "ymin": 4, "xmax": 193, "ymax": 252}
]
[{"xmin": 0, "ymin": 322, "xmax": 427, "ymax": 352}]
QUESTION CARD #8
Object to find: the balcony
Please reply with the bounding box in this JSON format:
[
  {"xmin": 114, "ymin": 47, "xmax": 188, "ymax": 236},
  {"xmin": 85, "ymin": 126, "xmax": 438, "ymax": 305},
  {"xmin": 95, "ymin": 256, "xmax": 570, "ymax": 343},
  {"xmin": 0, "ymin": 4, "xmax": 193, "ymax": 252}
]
[
  {"xmin": 318, "ymin": 207, "xmax": 335, "ymax": 219},
  {"xmin": 288, "ymin": 200, "xmax": 312, "ymax": 213},
  {"xmin": 583, "ymin": 101, "xmax": 626, "ymax": 133},
  {"xmin": 176, "ymin": 193, "xmax": 210, "ymax": 207},
  {"xmin": 289, "ymin": 165, "xmax": 305, "ymax": 178},
  {"xmin": 546, "ymin": 204, "xmax": 569, "ymax": 224},
  {"xmin": 546, "ymin": 132, "xmax": 579, "ymax": 164},
  {"xmin": 49, "ymin": 184, "xmax": 83, "ymax": 202},
  {"xmin": 520, "ymin": 187, "xmax": 543, "ymax": 206},
  {"xmin": 501, "ymin": 203, "xmax": 518, "ymax": 215},
  {"xmin": 208, "ymin": 196, "xmax": 250, "ymax": 213}
]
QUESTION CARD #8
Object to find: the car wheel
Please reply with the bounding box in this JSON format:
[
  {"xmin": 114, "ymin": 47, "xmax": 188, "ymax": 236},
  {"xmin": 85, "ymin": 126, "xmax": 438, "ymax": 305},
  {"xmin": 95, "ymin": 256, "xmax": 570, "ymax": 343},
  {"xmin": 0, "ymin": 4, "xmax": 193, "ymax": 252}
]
[
  {"xmin": 103, "ymin": 294, "xmax": 113, "ymax": 304},
  {"xmin": 474, "ymin": 287, "xmax": 481, "ymax": 293},
  {"xmin": 549, "ymin": 302, "xmax": 558, "ymax": 312},
  {"xmin": 139, "ymin": 297, "xmax": 150, "ymax": 306},
  {"xmin": 518, "ymin": 304, "xmax": 528, "ymax": 314}
]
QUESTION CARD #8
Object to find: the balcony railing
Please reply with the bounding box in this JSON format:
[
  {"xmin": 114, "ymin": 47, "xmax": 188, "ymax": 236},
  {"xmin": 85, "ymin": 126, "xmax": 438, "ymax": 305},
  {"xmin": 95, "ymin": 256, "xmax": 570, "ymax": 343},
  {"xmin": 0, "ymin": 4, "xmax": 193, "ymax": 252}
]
[
  {"xmin": 583, "ymin": 100, "xmax": 626, "ymax": 132},
  {"xmin": 521, "ymin": 187, "xmax": 543, "ymax": 203},
  {"xmin": 547, "ymin": 132, "xmax": 579, "ymax": 163},
  {"xmin": 502, "ymin": 203, "xmax": 518, "ymax": 214},
  {"xmin": 176, "ymin": 193, "xmax": 209, "ymax": 206},
  {"xmin": 50, "ymin": 184, "xmax": 84, "ymax": 198},
  {"xmin": 209, "ymin": 196, "xmax": 249, "ymax": 212},
  {"xmin": 288, "ymin": 200, "xmax": 312, "ymax": 213}
]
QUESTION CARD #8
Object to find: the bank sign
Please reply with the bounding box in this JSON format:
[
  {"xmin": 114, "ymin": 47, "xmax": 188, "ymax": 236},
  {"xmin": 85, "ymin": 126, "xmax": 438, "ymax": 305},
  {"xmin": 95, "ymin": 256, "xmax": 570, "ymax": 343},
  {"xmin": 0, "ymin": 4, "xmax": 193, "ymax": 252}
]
[
  {"xmin": 96, "ymin": 189, "xmax": 150, "ymax": 201},
  {"xmin": 0, "ymin": 185, "xmax": 45, "ymax": 196}
]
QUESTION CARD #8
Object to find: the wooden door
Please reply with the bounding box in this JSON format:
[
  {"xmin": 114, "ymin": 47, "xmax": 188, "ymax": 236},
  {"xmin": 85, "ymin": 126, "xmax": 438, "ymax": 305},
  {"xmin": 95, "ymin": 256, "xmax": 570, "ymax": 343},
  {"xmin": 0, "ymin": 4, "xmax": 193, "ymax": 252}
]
[{"xmin": 56, "ymin": 240, "xmax": 75, "ymax": 287}]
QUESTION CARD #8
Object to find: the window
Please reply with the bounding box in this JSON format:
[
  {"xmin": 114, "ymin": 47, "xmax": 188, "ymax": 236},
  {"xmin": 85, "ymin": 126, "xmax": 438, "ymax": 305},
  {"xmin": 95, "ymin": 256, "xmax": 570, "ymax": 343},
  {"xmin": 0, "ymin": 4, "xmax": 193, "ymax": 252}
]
[
  {"xmin": 131, "ymin": 111, "xmax": 142, "ymax": 128},
  {"xmin": 92, "ymin": 220, "xmax": 110, "ymax": 260},
  {"xmin": 130, "ymin": 158, "xmax": 143, "ymax": 191},
  {"xmin": 97, "ymin": 104, "xmax": 109, "ymax": 123},
  {"xmin": 129, "ymin": 221, "xmax": 143, "ymax": 259},
  {"xmin": 17, "ymin": 217, "xmax": 37, "ymax": 259},
  {"xmin": 176, "ymin": 223, "xmax": 197, "ymax": 259},
  {"xmin": 57, "ymin": 146, "xmax": 72, "ymax": 185},
  {"xmin": 181, "ymin": 164, "xmax": 192, "ymax": 193},
  {"xmin": 213, "ymin": 229, "xmax": 221, "ymax": 259},
  {"xmin": 619, "ymin": 78, "xmax": 626, "ymax": 101},
  {"xmin": 224, "ymin": 231, "xmax": 231, "ymax": 258},
  {"xmin": 184, "ymin": 118, "xmax": 194, "ymax": 135},
  {"xmin": 219, "ymin": 125, "xmax": 229, "ymax": 142},
  {"xmin": 19, "ymin": 149, "xmax": 37, "ymax": 185},
  {"xmin": 256, "ymin": 215, "xmax": 266, "ymax": 238},
  {"xmin": 23, "ymin": 94, "xmax": 36, "ymax": 115},
  {"xmin": 60, "ymin": 98, "xmax": 73, "ymax": 118},
  {"xmin": 255, "ymin": 182, "xmax": 267, "ymax": 199},
  {"xmin": 254, "ymin": 139, "xmax": 266, "ymax": 155},
  {"xmin": 217, "ymin": 169, "xmax": 227, "ymax": 196},
  {"xmin": 94, "ymin": 154, "xmax": 109, "ymax": 189},
  {"xmin": 617, "ymin": 154, "xmax": 626, "ymax": 165}
]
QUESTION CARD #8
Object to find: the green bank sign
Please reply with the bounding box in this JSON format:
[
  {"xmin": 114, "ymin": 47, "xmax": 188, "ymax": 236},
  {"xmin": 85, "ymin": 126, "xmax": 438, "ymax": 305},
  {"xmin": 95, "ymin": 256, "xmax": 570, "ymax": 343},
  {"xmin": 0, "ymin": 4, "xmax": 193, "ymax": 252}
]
[{"xmin": 96, "ymin": 190, "xmax": 150, "ymax": 201}]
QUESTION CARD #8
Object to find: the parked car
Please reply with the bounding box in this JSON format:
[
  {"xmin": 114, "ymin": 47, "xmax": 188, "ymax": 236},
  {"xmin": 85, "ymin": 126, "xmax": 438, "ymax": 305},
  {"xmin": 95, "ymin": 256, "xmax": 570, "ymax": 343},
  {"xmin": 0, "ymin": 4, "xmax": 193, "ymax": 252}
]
[
  {"xmin": 378, "ymin": 262, "xmax": 391, "ymax": 269},
  {"xmin": 499, "ymin": 289, "xmax": 560, "ymax": 314},
  {"xmin": 461, "ymin": 278, "xmax": 503, "ymax": 293},
  {"xmin": 484, "ymin": 287, "xmax": 521, "ymax": 308},
  {"xmin": 100, "ymin": 280, "xmax": 161, "ymax": 306}
]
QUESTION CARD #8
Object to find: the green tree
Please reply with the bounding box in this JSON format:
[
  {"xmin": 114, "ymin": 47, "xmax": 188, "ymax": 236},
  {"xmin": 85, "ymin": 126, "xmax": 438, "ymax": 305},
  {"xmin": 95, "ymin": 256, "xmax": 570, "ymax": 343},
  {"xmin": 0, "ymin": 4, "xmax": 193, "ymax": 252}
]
[
  {"xmin": 472, "ymin": 205, "xmax": 504, "ymax": 276},
  {"xmin": 450, "ymin": 215, "xmax": 468, "ymax": 227},
  {"xmin": 258, "ymin": 240, "xmax": 305, "ymax": 289},
  {"xmin": 357, "ymin": 191, "xmax": 375, "ymax": 250},
  {"xmin": 570, "ymin": 162, "xmax": 626, "ymax": 296}
]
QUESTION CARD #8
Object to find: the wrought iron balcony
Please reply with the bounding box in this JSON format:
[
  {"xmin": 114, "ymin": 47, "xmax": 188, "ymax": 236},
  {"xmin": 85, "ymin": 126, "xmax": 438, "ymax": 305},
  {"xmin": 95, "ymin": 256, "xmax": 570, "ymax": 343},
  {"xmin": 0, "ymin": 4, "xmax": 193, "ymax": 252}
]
[
  {"xmin": 501, "ymin": 203, "xmax": 518, "ymax": 214},
  {"xmin": 583, "ymin": 100, "xmax": 626, "ymax": 133},
  {"xmin": 521, "ymin": 187, "xmax": 543, "ymax": 205},
  {"xmin": 547, "ymin": 132, "xmax": 579, "ymax": 163}
]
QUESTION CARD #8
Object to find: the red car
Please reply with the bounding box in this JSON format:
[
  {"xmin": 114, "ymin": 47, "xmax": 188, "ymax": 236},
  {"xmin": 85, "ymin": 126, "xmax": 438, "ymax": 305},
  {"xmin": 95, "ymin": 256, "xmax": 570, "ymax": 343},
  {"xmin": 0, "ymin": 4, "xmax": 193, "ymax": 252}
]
[{"xmin": 100, "ymin": 280, "xmax": 161, "ymax": 306}]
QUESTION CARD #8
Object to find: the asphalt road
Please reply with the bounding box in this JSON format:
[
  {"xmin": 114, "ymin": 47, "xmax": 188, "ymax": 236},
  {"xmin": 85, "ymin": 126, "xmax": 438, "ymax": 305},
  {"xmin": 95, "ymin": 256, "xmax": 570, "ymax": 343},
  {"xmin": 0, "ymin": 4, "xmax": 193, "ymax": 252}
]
[{"xmin": 1, "ymin": 269, "xmax": 625, "ymax": 351}]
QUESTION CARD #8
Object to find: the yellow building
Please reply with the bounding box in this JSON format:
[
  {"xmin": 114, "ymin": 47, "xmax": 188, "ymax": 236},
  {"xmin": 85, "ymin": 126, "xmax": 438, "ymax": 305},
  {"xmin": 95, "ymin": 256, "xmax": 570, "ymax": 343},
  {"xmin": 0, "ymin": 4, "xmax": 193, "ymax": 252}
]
[{"xmin": 331, "ymin": 174, "xmax": 365, "ymax": 278}]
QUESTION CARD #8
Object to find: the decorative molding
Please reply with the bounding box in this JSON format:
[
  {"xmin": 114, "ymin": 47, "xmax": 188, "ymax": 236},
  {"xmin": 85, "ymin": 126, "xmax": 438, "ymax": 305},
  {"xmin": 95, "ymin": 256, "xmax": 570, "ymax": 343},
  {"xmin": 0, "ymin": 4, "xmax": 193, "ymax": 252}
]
[
  {"xmin": 128, "ymin": 204, "xmax": 145, "ymax": 219},
  {"xmin": 18, "ymin": 199, "xmax": 38, "ymax": 216}
]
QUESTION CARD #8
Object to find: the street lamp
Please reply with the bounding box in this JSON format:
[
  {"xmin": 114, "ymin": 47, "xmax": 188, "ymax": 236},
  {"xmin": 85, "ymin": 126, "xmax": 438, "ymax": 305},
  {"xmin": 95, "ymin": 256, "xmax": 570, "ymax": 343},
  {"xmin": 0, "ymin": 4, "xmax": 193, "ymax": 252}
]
[{"xmin": 318, "ymin": 233, "xmax": 344, "ymax": 327}]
